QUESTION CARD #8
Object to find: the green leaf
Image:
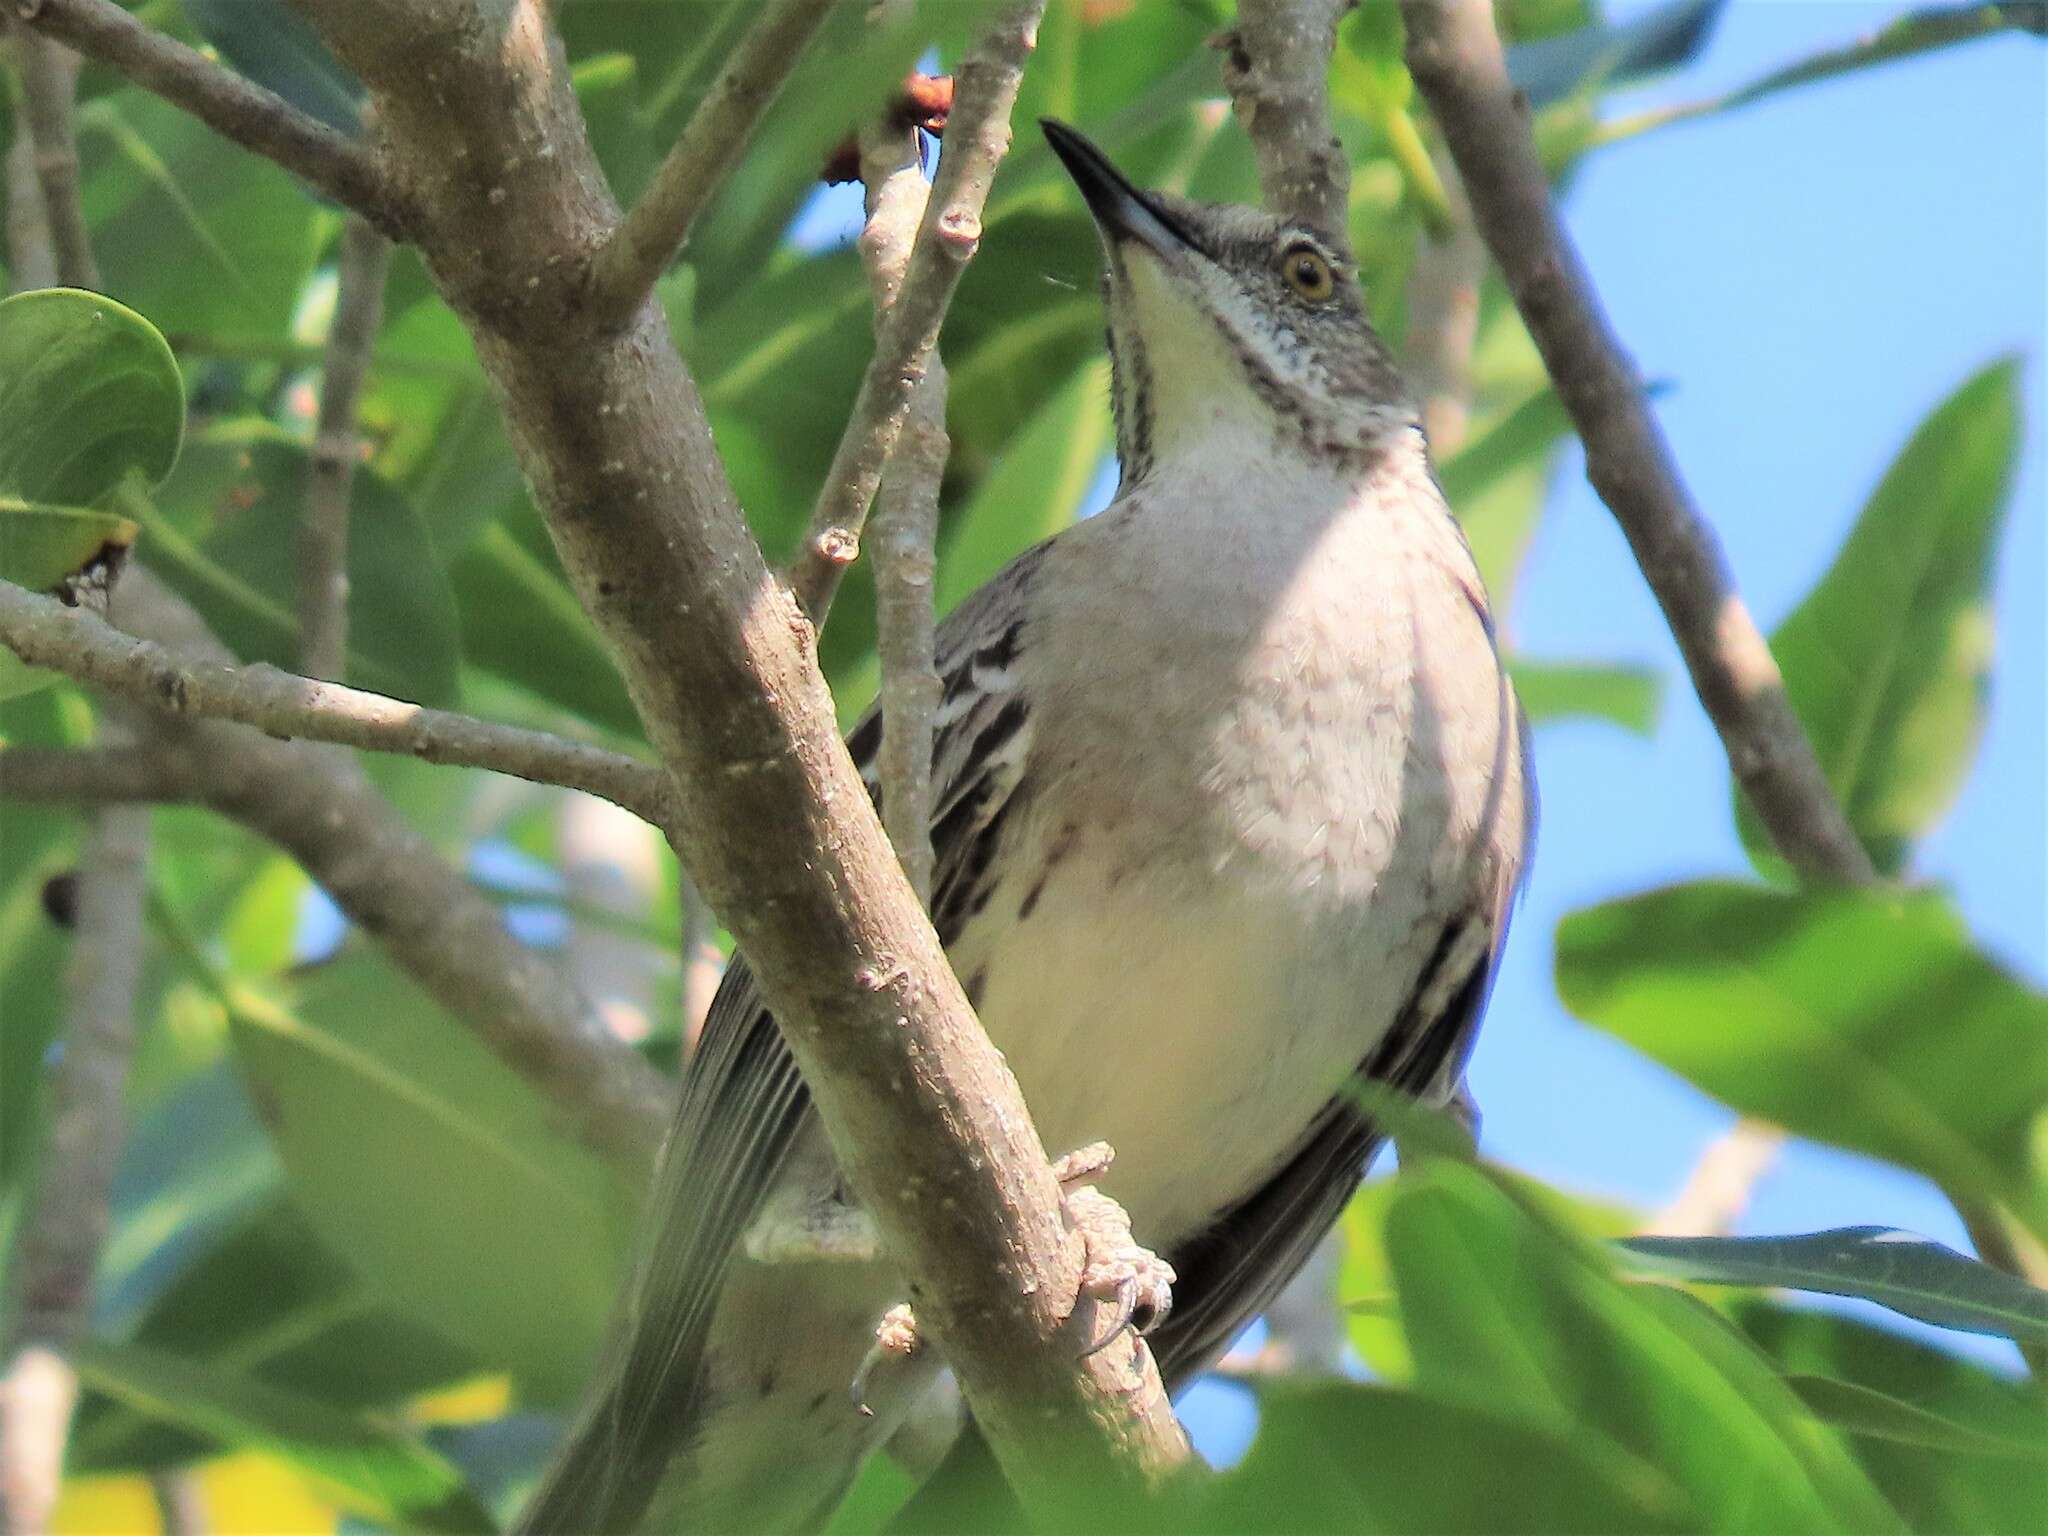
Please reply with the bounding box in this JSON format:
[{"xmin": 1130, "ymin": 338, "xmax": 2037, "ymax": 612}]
[
  {"xmin": 140, "ymin": 431, "xmax": 460, "ymax": 706},
  {"xmin": 0, "ymin": 288, "xmax": 182, "ymax": 696},
  {"xmin": 1787, "ymin": 1374, "xmax": 2048, "ymax": 1461},
  {"xmin": 1507, "ymin": 0, "xmax": 1727, "ymax": 107},
  {"xmin": 1739, "ymin": 359, "xmax": 2022, "ymax": 875},
  {"xmin": 1193, "ymin": 1381, "xmax": 1696, "ymax": 1534},
  {"xmin": 0, "ymin": 287, "xmax": 183, "ymax": 511},
  {"xmin": 1737, "ymin": 1299, "xmax": 2048, "ymax": 1532},
  {"xmin": 1510, "ymin": 658, "xmax": 1662, "ymax": 735},
  {"xmin": 448, "ymin": 507, "xmax": 644, "ymax": 741},
  {"xmin": 1557, "ymin": 881, "xmax": 2048, "ymax": 1240},
  {"xmin": 229, "ymin": 954, "xmax": 636, "ymax": 1403},
  {"xmin": 70, "ymin": 1338, "xmax": 492, "ymax": 1533},
  {"xmin": 182, "ymin": 0, "xmax": 363, "ymax": 137},
  {"xmin": 1385, "ymin": 1160, "xmax": 1902, "ymax": 1533},
  {"xmin": 1618, "ymin": 1226, "xmax": 2048, "ymax": 1344},
  {"xmin": 75, "ymin": 1196, "xmax": 476, "ymax": 1476},
  {"xmin": 935, "ymin": 359, "xmax": 1112, "ymax": 617}
]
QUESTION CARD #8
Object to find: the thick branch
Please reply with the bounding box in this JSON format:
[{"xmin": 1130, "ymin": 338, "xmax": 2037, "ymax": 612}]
[
  {"xmin": 14, "ymin": 0, "xmax": 403, "ymax": 232},
  {"xmin": 299, "ymin": 214, "xmax": 391, "ymax": 682},
  {"xmin": 0, "ymin": 578, "xmax": 675, "ymax": 828},
  {"xmin": 13, "ymin": 26, "xmax": 97, "ymax": 288},
  {"xmin": 588, "ymin": 0, "xmax": 836, "ymax": 326},
  {"xmin": 4, "ymin": 28, "xmax": 61, "ymax": 291},
  {"xmin": 1400, "ymin": 0, "xmax": 1875, "ymax": 885},
  {"xmin": 1214, "ymin": 0, "xmax": 1355, "ymax": 238},
  {"xmin": 0, "ymin": 745, "xmax": 185, "ymax": 803},
  {"xmin": 0, "ymin": 787, "xmax": 150, "ymax": 1535},
  {"xmin": 858, "ymin": 123, "xmax": 944, "ymax": 903},
  {"xmin": 105, "ymin": 572, "xmax": 673, "ymax": 1172},
  {"xmin": 298, "ymin": 0, "xmax": 1185, "ymax": 1505},
  {"xmin": 789, "ymin": 4, "xmax": 1042, "ymax": 622}
]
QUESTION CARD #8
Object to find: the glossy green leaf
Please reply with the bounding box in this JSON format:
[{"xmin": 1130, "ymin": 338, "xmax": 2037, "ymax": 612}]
[
  {"xmin": 1558, "ymin": 881, "xmax": 2048, "ymax": 1239},
  {"xmin": 1386, "ymin": 1161, "xmax": 1901, "ymax": 1533},
  {"xmin": 71, "ymin": 1338, "xmax": 491, "ymax": 1533},
  {"xmin": 1739, "ymin": 359, "xmax": 2022, "ymax": 875},
  {"xmin": 1787, "ymin": 1374, "xmax": 2048, "ymax": 1461},
  {"xmin": 0, "ymin": 288, "xmax": 184, "ymax": 509},
  {"xmin": 140, "ymin": 430, "xmax": 460, "ymax": 706},
  {"xmin": 1737, "ymin": 1299, "xmax": 2048, "ymax": 1532},
  {"xmin": 1193, "ymin": 1381, "xmax": 1695, "ymax": 1534},
  {"xmin": 76, "ymin": 1196, "xmax": 475, "ymax": 1476},
  {"xmin": 1619, "ymin": 1226, "xmax": 2048, "ymax": 1344},
  {"xmin": 1510, "ymin": 658, "xmax": 1662, "ymax": 735},
  {"xmin": 229, "ymin": 954, "xmax": 635, "ymax": 1403}
]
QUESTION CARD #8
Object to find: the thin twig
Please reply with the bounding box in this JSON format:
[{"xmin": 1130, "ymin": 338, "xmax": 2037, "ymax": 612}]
[
  {"xmin": 63, "ymin": 571, "xmax": 675, "ymax": 1172},
  {"xmin": 15, "ymin": 0, "xmax": 403, "ymax": 233},
  {"xmin": 1652, "ymin": 1122, "xmax": 1786, "ymax": 1238},
  {"xmin": 1213, "ymin": 0, "xmax": 1355, "ymax": 239},
  {"xmin": 1400, "ymin": 0, "xmax": 1876, "ymax": 885},
  {"xmin": 13, "ymin": 26, "xmax": 96, "ymax": 288},
  {"xmin": 1402, "ymin": 147, "xmax": 1485, "ymax": 456},
  {"xmin": 1952, "ymin": 1198, "xmax": 2048, "ymax": 1378},
  {"xmin": 0, "ymin": 771, "xmax": 150, "ymax": 1536},
  {"xmin": 299, "ymin": 215, "xmax": 392, "ymax": 682},
  {"xmin": 857, "ymin": 117, "xmax": 944, "ymax": 903},
  {"xmin": 0, "ymin": 578, "xmax": 676, "ymax": 829},
  {"xmin": 788, "ymin": 1, "xmax": 1045, "ymax": 624},
  {"xmin": 588, "ymin": 0, "xmax": 837, "ymax": 327},
  {"xmin": 149, "ymin": 1470, "xmax": 207, "ymax": 1536}
]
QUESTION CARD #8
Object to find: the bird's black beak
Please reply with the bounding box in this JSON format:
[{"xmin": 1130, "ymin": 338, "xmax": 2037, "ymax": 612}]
[{"xmin": 1041, "ymin": 119, "xmax": 1200, "ymax": 262}]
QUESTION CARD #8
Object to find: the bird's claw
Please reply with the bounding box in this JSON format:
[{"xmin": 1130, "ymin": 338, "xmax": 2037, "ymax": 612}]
[
  {"xmin": 1064, "ymin": 1181, "xmax": 1174, "ymax": 1358},
  {"xmin": 850, "ymin": 1302, "xmax": 923, "ymax": 1418}
]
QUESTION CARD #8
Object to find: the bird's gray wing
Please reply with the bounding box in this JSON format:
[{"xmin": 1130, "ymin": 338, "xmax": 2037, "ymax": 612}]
[{"xmin": 516, "ymin": 549, "xmax": 1048, "ymax": 1535}]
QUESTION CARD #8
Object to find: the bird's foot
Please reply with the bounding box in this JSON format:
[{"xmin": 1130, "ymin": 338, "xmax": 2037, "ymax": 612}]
[
  {"xmin": 850, "ymin": 1302, "xmax": 924, "ymax": 1418},
  {"xmin": 1053, "ymin": 1143, "xmax": 1175, "ymax": 1357}
]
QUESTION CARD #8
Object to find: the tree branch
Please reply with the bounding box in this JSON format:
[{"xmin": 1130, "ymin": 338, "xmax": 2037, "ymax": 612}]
[
  {"xmin": 1652, "ymin": 1122, "xmax": 1785, "ymax": 1238},
  {"xmin": 3, "ymin": 27, "xmax": 61, "ymax": 292},
  {"xmin": 99, "ymin": 572, "xmax": 674, "ymax": 1172},
  {"xmin": 857, "ymin": 116, "xmax": 944, "ymax": 903},
  {"xmin": 0, "ymin": 772, "xmax": 150, "ymax": 1535},
  {"xmin": 788, "ymin": 3, "xmax": 1042, "ymax": 623},
  {"xmin": 0, "ymin": 578, "xmax": 676, "ymax": 828},
  {"xmin": 0, "ymin": 744, "xmax": 186, "ymax": 803},
  {"xmin": 13, "ymin": 0, "xmax": 405, "ymax": 233},
  {"xmin": 295, "ymin": 0, "xmax": 1185, "ymax": 1504},
  {"xmin": 587, "ymin": 0, "xmax": 837, "ymax": 328},
  {"xmin": 1399, "ymin": 0, "xmax": 1876, "ymax": 885},
  {"xmin": 1213, "ymin": 0, "xmax": 1356, "ymax": 238},
  {"xmin": 12, "ymin": 24, "xmax": 97, "ymax": 288},
  {"xmin": 299, "ymin": 214, "xmax": 391, "ymax": 682}
]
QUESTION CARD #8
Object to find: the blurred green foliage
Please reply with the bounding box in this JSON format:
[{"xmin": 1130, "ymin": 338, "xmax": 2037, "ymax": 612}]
[{"xmin": 2, "ymin": 2, "xmax": 2043, "ymax": 1531}]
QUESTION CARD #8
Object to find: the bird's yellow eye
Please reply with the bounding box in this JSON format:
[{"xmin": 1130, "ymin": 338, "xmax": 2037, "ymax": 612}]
[{"xmin": 1279, "ymin": 244, "xmax": 1335, "ymax": 302}]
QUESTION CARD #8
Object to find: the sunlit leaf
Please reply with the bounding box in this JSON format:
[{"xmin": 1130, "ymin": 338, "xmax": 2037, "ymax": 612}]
[
  {"xmin": 1737, "ymin": 360, "xmax": 2022, "ymax": 875},
  {"xmin": 1510, "ymin": 658, "xmax": 1661, "ymax": 735},
  {"xmin": 1619, "ymin": 1226, "xmax": 2048, "ymax": 1344},
  {"xmin": 1558, "ymin": 882, "xmax": 2048, "ymax": 1240},
  {"xmin": 1386, "ymin": 1160, "xmax": 1901, "ymax": 1533},
  {"xmin": 70, "ymin": 1339, "xmax": 490, "ymax": 1533},
  {"xmin": 229, "ymin": 955, "xmax": 635, "ymax": 1403}
]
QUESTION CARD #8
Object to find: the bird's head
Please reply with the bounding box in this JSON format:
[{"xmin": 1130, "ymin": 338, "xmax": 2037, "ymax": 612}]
[{"xmin": 1043, "ymin": 119, "xmax": 1416, "ymax": 485}]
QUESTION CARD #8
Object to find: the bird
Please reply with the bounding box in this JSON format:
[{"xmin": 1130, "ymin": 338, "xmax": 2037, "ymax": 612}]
[{"xmin": 517, "ymin": 118, "xmax": 1534, "ymax": 1534}]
